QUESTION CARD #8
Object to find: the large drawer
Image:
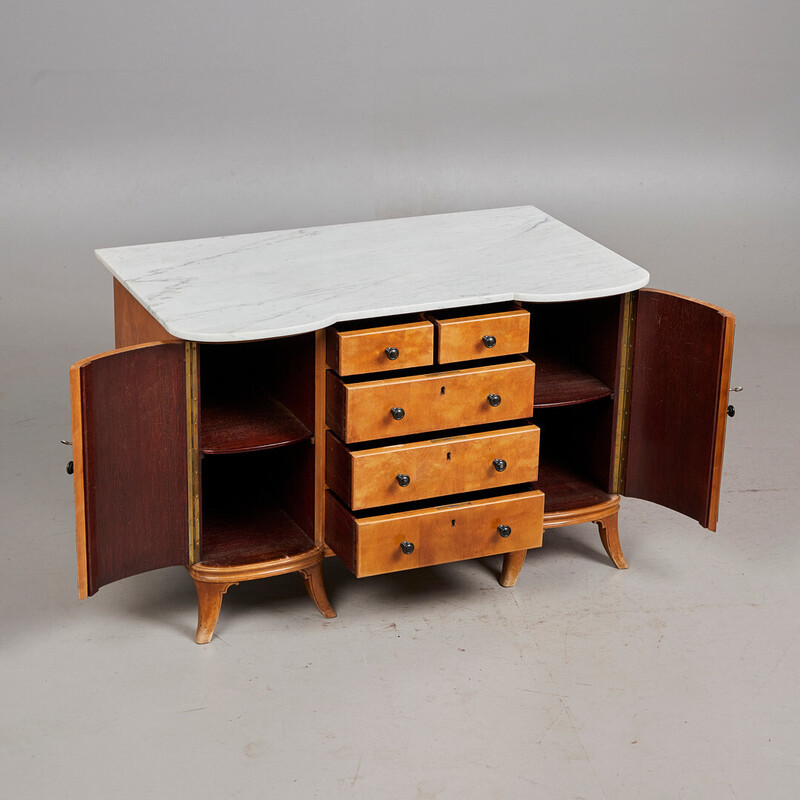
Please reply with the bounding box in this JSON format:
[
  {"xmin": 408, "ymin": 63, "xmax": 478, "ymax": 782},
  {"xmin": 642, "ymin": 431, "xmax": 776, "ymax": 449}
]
[
  {"xmin": 326, "ymin": 316, "xmax": 434, "ymax": 376},
  {"xmin": 326, "ymin": 357, "xmax": 535, "ymax": 443},
  {"xmin": 326, "ymin": 424, "xmax": 540, "ymax": 510},
  {"xmin": 430, "ymin": 307, "xmax": 530, "ymax": 364},
  {"xmin": 325, "ymin": 489, "xmax": 545, "ymax": 577}
]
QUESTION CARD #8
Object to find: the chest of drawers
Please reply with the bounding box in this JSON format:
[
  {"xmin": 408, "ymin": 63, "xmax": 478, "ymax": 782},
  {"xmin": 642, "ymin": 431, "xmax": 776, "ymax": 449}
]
[
  {"xmin": 69, "ymin": 206, "xmax": 735, "ymax": 643},
  {"xmin": 323, "ymin": 306, "xmax": 544, "ymax": 578}
]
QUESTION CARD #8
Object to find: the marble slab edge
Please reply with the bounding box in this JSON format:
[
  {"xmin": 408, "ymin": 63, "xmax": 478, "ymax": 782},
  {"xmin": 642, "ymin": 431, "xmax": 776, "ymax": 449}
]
[
  {"xmin": 95, "ymin": 206, "xmax": 650, "ymax": 343},
  {"xmin": 94, "ymin": 282, "xmax": 649, "ymax": 342}
]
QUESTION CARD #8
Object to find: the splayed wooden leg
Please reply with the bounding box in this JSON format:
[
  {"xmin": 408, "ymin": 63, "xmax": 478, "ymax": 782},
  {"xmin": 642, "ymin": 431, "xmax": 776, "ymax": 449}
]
[
  {"xmin": 193, "ymin": 579, "xmax": 235, "ymax": 644},
  {"xmin": 300, "ymin": 563, "xmax": 336, "ymax": 619},
  {"xmin": 499, "ymin": 549, "xmax": 527, "ymax": 587},
  {"xmin": 596, "ymin": 510, "xmax": 628, "ymax": 569}
]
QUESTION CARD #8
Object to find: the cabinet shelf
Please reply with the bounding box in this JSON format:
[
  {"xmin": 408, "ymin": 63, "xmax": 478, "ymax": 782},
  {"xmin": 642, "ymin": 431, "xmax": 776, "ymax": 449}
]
[
  {"xmin": 531, "ymin": 352, "xmax": 613, "ymax": 408},
  {"xmin": 535, "ymin": 459, "xmax": 612, "ymax": 513},
  {"xmin": 200, "ymin": 396, "xmax": 312, "ymax": 455},
  {"xmin": 200, "ymin": 501, "xmax": 315, "ymax": 568}
]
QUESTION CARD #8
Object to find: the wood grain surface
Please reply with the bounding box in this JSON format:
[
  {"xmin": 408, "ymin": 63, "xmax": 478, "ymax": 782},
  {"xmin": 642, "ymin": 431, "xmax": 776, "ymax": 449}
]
[
  {"xmin": 431, "ymin": 307, "xmax": 530, "ymax": 363},
  {"xmin": 326, "ymin": 357, "xmax": 535, "ymax": 443},
  {"xmin": 71, "ymin": 342, "xmax": 189, "ymax": 596},
  {"xmin": 113, "ymin": 278, "xmax": 180, "ymax": 347},
  {"xmin": 624, "ymin": 289, "xmax": 735, "ymax": 529},
  {"xmin": 327, "ymin": 317, "xmax": 434, "ymax": 375},
  {"xmin": 325, "ymin": 489, "xmax": 544, "ymax": 577},
  {"xmin": 327, "ymin": 425, "xmax": 540, "ymax": 509}
]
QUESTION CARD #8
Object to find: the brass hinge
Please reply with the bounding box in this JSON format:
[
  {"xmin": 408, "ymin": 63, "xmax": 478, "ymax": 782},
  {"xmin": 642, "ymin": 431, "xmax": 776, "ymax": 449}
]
[
  {"xmin": 612, "ymin": 292, "xmax": 636, "ymax": 494},
  {"xmin": 185, "ymin": 342, "xmax": 201, "ymax": 563}
]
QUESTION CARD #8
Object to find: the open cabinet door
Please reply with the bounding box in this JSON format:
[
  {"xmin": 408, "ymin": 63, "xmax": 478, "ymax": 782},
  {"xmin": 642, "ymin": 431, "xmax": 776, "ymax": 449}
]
[
  {"xmin": 71, "ymin": 341, "xmax": 191, "ymax": 597},
  {"xmin": 624, "ymin": 290, "xmax": 735, "ymax": 530}
]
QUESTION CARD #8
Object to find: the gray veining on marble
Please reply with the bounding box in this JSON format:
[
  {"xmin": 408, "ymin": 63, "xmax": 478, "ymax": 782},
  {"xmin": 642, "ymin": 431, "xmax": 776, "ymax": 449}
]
[{"xmin": 96, "ymin": 206, "xmax": 649, "ymax": 342}]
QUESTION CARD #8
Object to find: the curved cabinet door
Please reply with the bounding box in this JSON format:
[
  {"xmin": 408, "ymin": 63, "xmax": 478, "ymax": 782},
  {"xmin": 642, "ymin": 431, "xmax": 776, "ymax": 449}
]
[
  {"xmin": 71, "ymin": 341, "xmax": 191, "ymax": 597},
  {"xmin": 624, "ymin": 290, "xmax": 735, "ymax": 530}
]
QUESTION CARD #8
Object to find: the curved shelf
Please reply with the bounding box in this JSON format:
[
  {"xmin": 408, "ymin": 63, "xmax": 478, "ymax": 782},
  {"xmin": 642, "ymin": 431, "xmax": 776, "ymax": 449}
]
[
  {"xmin": 531, "ymin": 353, "xmax": 613, "ymax": 409},
  {"xmin": 200, "ymin": 396, "xmax": 311, "ymax": 455},
  {"xmin": 534, "ymin": 460, "xmax": 612, "ymax": 514},
  {"xmin": 198, "ymin": 501, "xmax": 316, "ymax": 569}
]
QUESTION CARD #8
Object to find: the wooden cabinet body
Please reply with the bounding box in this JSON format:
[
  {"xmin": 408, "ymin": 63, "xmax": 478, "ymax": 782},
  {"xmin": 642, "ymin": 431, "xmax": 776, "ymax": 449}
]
[{"xmin": 69, "ymin": 207, "xmax": 735, "ymax": 641}]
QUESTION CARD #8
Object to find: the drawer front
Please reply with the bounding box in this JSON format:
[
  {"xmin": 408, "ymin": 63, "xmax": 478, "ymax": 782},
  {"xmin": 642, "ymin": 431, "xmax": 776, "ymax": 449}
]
[
  {"xmin": 325, "ymin": 490, "xmax": 545, "ymax": 577},
  {"xmin": 327, "ymin": 425, "xmax": 540, "ymax": 510},
  {"xmin": 327, "ymin": 319, "xmax": 434, "ymax": 376},
  {"xmin": 326, "ymin": 358, "xmax": 535, "ymax": 443},
  {"xmin": 432, "ymin": 308, "xmax": 530, "ymax": 364}
]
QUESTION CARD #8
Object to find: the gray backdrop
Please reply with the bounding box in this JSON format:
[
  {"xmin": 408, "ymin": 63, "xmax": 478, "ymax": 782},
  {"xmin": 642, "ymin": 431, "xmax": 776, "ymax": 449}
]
[
  {"xmin": 3, "ymin": 1, "xmax": 798, "ymax": 371},
  {"xmin": 2, "ymin": 5, "xmax": 799, "ymax": 795}
]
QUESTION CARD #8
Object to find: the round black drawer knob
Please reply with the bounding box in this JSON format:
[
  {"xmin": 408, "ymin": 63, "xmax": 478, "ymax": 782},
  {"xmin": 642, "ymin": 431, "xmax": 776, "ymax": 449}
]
[
  {"xmin": 727, "ymin": 405, "xmax": 736, "ymax": 417},
  {"xmin": 487, "ymin": 393, "xmax": 502, "ymax": 407},
  {"xmin": 390, "ymin": 407, "xmax": 405, "ymax": 420},
  {"xmin": 497, "ymin": 524, "xmax": 512, "ymax": 538},
  {"xmin": 493, "ymin": 458, "xmax": 507, "ymax": 472},
  {"xmin": 400, "ymin": 541, "xmax": 415, "ymax": 555},
  {"xmin": 482, "ymin": 335, "xmax": 497, "ymax": 349},
  {"xmin": 396, "ymin": 473, "xmax": 411, "ymax": 487},
  {"xmin": 385, "ymin": 347, "xmax": 400, "ymax": 361},
  {"xmin": 66, "ymin": 461, "xmax": 74, "ymax": 475}
]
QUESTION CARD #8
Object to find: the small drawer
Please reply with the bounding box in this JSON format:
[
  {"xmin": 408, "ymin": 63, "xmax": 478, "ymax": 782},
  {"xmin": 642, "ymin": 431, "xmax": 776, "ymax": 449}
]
[
  {"xmin": 327, "ymin": 316, "xmax": 434, "ymax": 376},
  {"xmin": 325, "ymin": 489, "xmax": 544, "ymax": 577},
  {"xmin": 430, "ymin": 307, "xmax": 530, "ymax": 364},
  {"xmin": 327, "ymin": 424, "xmax": 540, "ymax": 510},
  {"xmin": 326, "ymin": 357, "xmax": 535, "ymax": 444}
]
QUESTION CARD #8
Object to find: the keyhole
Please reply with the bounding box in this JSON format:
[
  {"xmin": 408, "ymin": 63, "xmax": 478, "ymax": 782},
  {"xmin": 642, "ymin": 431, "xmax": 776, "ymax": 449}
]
[
  {"xmin": 446, "ymin": 451, "xmax": 451, "ymax": 461},
  {"xmin": 451, "ymin": 519, "xmax": 456, "ymax": 527},
  {"xmin": 440, "ymin": 386, "xmax": 446, "ymax": 395}
]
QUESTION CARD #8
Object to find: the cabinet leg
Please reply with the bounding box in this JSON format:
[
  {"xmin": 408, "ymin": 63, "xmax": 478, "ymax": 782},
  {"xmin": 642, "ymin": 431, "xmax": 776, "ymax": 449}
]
[
  {"xmin": 193, "ymin": 580, "xmax": 235, "ymax": 644},
  {"xmin": 595, "ymin": 511, "xmax": 629, "ymax": 570},
  {"xmin": 300, "ymin": 563, "xmax": 337, "ymax": 619},
  {"xmin": 500, "ymin": 549, "xmax": 527, "ymax": 587}
]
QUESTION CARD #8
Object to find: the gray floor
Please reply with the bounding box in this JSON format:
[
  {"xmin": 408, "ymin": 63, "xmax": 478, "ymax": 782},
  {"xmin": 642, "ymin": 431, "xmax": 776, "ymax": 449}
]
[{"xmin": 2, "ymin": 323, "xmax": 798, "ymax": 799}]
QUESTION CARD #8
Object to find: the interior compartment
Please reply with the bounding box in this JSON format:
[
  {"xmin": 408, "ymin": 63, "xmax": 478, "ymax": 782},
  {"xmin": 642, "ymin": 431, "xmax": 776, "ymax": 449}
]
[
  {"xmin": 524, "ymin": 296, "xmax": 622, "ymax": 408},
  {"xmin": 533, "ymin": 401, "xmax": 615, "ymax": 512},
  {"xmin": 199, "ymin": 445, "xmax": 315, "ymax": 567},
  {"xmin": 426, "ymin": 300, "xmax": 522, "ymax": 320},
  {"xmin": 196, "ymin": 333, "xmax": 317, "ymax": 566},
  {"xmin": 524, "ymin": 297, "xmax": 624, "ymax": 512},
  {"xmin": 198, "ymin": 334, "xmax": 315, "ymax": 453},
  {"xmin": 330, "ymin": 311, "xmax": 428, "ymax": 333}
]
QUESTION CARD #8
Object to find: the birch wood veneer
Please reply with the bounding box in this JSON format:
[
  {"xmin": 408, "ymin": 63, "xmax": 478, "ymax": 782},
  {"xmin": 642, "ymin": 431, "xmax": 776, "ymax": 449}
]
[
  {"xmin": 325, "ymin": 358, "xmax": 536, "ymax": 444},
  {"xmin": 428, "ymin": 306, "xmax": 531, "ymax": 364},
  {"xmin": 70, "ymin": 206, "xmax": 735, "ymax": 642}
]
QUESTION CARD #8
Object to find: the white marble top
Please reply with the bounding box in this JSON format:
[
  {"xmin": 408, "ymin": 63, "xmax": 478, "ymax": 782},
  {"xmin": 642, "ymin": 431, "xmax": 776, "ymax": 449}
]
[{"xmin": 96, "ymin": 206, "xmax": 649, "ymax": 342}]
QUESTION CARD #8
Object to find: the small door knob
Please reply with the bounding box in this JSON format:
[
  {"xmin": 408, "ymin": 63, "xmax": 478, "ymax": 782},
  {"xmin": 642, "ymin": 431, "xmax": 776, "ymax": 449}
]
[
  {"xmin": 727, "ymin": 405, "xmax": 736, "ymax": 417},
  {"xmin": 396, "ymin": 473, "xmax": 411, "ymax": 487},
  {"xmin": 497, "ymin": 524, "xmax": 511, "ymax": 538},
  {"xmin": 487, "ymin": 393, "xmax": 502, "ymax": 407},
  {"xmin": 482, "ymin": 335, "xmax": 497, "ymax": 349},
  {"xmin": 493, "ymin": 458, "xmax": 507, "ymax": 472},
  {"xmin": 400, "ymin": 541, "xmax": 415, "ymax": 555},
  {"xmin": 385, "ymin": 347, "xmax": 400, "ymax": 360},
  {"xmin": 390, "ymin": 407, "xmax": 405, "ymax": 420},
  {"xmin": 66, "ymin": 461, "xmax": 74, "ymax": 475}
]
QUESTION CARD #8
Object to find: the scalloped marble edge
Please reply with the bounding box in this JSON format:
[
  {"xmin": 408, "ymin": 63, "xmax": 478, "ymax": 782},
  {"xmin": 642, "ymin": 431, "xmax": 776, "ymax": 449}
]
[{"xmin": 96, "ymin": 206, "xmax": 650, "ymax": 342}]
